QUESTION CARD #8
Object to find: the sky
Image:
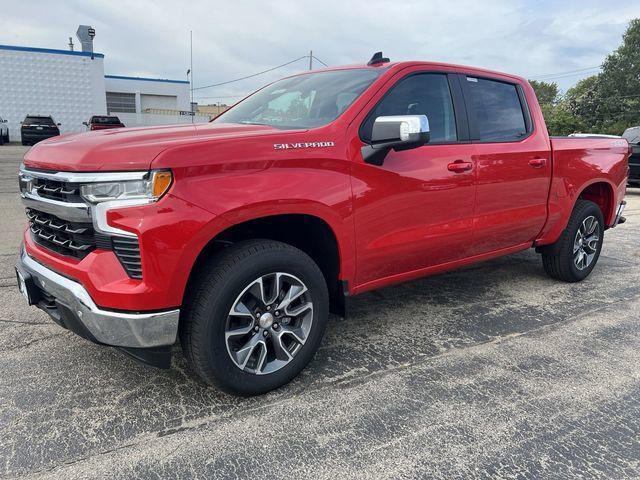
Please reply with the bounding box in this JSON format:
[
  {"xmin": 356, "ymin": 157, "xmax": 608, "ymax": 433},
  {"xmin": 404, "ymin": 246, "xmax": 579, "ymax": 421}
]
[{"xmin": 2, "ymin": 0, "xmax": 639, "ymax": 105}]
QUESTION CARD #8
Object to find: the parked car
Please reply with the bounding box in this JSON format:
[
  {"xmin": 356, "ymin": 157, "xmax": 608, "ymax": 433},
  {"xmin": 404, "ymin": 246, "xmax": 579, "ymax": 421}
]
[
  {"xmin": 622, "ymin": 126, "xmax": 640, "ymax": 186},
  {"xmin": 83, "ymin": 115, "xmax": 125, "ymax": 131},
  {"xmin": 20, "ymin": 115, "xmax": 60, "ymax": 145},
  {"xmin": 0, "ymin": 116, "xmax": 9, "ymax": 145},
  {"xmin": 16, "ymin": 55, "xmax": 629, "ymax": 395}
]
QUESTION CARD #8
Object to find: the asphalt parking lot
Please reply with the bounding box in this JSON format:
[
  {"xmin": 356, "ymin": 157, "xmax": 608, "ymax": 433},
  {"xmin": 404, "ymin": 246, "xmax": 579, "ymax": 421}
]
[{"xmin": 1, "ymin": 143, "xmax": 639, "ymax": 479}]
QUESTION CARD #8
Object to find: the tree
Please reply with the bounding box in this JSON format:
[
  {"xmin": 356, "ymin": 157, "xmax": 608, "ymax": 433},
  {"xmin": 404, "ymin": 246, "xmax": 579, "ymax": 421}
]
[
  {"xmin": 595, "ymin": 18, "xmax": 640, "ymax": 133},
  {"xmin": 533, "ymin": 19, "xmax": 640, "ymax": 136},
  {"xmin": 541, "ymin": 103, "xmax": 586, "ymax": 136},
  {"xmin": 564, "ymin": 75, "xmax": 601, "ymax": 131},
  {"xmin": 529, "ymin": 80, "xmax": 559, "ymax": 105},
  {"xmin": 560, "ymin": 19, "xmax": 640, "ymax": 134}
]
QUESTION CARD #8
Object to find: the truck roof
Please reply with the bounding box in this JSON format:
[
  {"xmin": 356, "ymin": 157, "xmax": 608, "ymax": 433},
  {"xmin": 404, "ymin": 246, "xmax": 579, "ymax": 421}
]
[{"xmin": 305, "ymin": 60, "xmax": 528, "ymax": 85}]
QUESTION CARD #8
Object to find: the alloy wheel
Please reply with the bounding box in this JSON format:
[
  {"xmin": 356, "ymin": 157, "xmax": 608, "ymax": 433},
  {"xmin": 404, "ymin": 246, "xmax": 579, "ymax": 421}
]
[
  {"xmin": 573, "ymin": 215, "xmax": 600, "ymax": 270},
  {"xmin": 225, "ymin": 272, "xmax": 314, "ymax": 375}
]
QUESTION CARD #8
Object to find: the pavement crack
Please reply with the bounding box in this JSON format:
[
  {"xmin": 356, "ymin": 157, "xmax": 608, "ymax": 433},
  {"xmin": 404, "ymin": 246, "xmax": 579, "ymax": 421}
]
[
  {"xmin": 2, "ymin": 332, "xmax": 67, "ymax": 352},
  {"xmin": 0, "ymin": 319, "xmax": 50, "ymax": 325}
]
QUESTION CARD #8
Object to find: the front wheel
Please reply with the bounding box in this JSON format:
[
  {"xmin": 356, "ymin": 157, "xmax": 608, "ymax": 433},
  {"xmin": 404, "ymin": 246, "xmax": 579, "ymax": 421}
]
[
  {"xmin": 541, "ymin": 199, "xmax": 604, "ymax": 282},
  {"xmin": 180, "ymin": 240, "xmax": 329, "ymax": 395}
]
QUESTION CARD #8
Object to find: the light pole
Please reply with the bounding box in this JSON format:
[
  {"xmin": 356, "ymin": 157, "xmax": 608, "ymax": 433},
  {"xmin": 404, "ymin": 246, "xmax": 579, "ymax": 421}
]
[{"xmin": 190, "ymin": 31, "xmax": 194, "ymax": 123}]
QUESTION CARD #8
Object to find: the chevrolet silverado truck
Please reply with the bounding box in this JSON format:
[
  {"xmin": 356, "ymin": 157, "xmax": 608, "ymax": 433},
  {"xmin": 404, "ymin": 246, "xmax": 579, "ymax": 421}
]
[{"xmin": 16, "ymin": 54, "xmax": 629, "ymax": 395}]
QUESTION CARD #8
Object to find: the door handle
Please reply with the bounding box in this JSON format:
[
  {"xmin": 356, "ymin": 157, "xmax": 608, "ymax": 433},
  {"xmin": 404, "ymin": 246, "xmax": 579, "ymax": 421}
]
[
  {"xmin": 528, "ymin": 158, "xmax": 547, "ymax": 168},
  {"xmin": 447, "ymin": 160, "xmax": 473, "ymax": 173}
]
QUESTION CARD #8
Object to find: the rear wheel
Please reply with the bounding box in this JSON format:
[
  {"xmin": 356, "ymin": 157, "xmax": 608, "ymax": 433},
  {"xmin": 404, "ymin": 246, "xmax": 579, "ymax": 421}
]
[
  {"xmin": 180, "ymin": 240, "xmax": 329, "ymax": 395},
  {"xmin": 541, "ymin": 199, "xmax": 604, "ymax": 282}
]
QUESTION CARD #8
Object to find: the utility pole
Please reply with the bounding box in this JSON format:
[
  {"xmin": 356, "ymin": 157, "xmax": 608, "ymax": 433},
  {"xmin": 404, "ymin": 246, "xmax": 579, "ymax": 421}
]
[
  {"xmin": 190, "ymin": 30, "xmax": 194, "ymax": 123},
  {"xmin": 309, "ymin": 50, "xmax": 313, "ymax": 70}
]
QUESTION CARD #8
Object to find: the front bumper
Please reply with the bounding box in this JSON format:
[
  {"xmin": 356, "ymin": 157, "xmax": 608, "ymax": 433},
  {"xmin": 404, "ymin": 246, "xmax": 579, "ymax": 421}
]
[{"xmin": 16, "ymin": 248, "xmax": 179, "ymax": 349}]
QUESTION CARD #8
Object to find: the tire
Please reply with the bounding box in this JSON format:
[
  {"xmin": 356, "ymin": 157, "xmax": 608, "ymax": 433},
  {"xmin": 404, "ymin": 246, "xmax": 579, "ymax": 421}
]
[
  {"xmin": 541, "ymin": 199, "xmax": 604, "ymax": 282},
  {"xmin": 180, "ymin": 239, "xmax": 329, "ymax": 395}
]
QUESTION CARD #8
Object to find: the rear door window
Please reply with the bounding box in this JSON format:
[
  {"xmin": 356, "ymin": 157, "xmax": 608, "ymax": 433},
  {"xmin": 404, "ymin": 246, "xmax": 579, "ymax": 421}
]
[{"xmin": 464, "ymin": 77, "xmax": 527, "ymax": 142}]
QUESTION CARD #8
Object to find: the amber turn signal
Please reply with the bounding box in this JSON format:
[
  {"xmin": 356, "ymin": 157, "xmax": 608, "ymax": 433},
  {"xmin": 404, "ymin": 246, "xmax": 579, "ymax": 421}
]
[{"xmin": 152, "ymin": 171, "xmax": 173, "ymax": 198}]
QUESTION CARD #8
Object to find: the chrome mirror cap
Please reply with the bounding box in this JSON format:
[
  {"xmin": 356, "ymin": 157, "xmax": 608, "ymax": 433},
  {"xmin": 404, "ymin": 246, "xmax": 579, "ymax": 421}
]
[
  {"xmin": 372, "ymin": 115, "xmax": 430, "ymax": 143},
  {"xmin": 363, "ymin": 114, "xmax": 430, "ymax": 166}
]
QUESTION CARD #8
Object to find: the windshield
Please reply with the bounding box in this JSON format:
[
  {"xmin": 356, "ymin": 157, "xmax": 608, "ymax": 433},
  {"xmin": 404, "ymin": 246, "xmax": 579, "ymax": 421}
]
[{"xmin": 214, "ymin": 69, "xmax": 383, "ymax": 129}]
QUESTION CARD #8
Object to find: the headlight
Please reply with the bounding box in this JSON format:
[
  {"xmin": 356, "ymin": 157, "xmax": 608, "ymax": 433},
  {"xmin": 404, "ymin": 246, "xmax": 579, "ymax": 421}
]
[{"xmin": 81, "ymin": 170, "xmax": 172, "ymax": 203}]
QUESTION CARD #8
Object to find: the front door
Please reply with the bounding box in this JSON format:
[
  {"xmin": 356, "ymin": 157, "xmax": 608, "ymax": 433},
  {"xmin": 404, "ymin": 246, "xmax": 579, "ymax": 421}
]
[{"xmin": 351, "ymin": 72, "xmax": 477, "ymax": 288}]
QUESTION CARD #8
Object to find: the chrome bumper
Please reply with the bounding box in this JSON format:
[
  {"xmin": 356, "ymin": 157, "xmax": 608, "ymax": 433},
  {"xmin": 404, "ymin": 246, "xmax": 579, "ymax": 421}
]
[{"xmin": 17, "ymin": 249, "xmax": 179, "ymax": 348}]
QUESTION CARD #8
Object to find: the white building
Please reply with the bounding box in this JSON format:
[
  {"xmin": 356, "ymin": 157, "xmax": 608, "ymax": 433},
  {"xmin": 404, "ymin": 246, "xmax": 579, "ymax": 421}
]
[
  {"xmin": 0, "ymin": 43, "xmax": 204, "ymax": 140},
  {"xmin": 0, "ymin": 44, "xmax": 107, "ymax": 140},
  {"xmin": 103, "ymin": 75, "xmax": 198, "ymax": 128}
]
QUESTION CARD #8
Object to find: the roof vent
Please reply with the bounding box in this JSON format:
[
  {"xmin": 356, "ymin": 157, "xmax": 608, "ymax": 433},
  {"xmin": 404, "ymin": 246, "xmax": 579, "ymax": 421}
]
[
  {"xmin": 76, "ymin": 25, "xmax": 96, "ymax": 54},
  {"xmin": 367, "ymin": 51, "xmax": 390, "ymax": 66}
]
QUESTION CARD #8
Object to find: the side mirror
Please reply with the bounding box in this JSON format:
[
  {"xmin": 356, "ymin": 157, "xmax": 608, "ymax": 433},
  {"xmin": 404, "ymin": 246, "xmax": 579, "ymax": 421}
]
[
  {"xmin": 362, "ymin": 115, "xmax": 430, "ymax": 166},
  {"xmin": 82, "ymin": 122, "xmax": 88, "ymax": 126},
  {"xmin": 57, "ymin": 123, "xmax": 61, "ymax": 126}
]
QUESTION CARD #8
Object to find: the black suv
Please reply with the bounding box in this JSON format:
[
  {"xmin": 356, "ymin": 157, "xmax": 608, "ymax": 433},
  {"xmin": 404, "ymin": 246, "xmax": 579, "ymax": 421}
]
[
  {"xmin": 623, "ymin": 126, "xmax": 640, "ymax": 187},
  {"xmin": 21, "ymin": 115, "xmax": 61, "ymax": 146}
]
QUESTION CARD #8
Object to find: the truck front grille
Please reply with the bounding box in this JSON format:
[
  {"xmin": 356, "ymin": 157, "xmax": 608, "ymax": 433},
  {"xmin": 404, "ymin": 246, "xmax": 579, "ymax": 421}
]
[
  {"xmin": 27, "ymin": 208, "xmax": 95, "ymax": 259},
  {"xmin": 21, "ymin": 168, "xmax": 144, "ymax": 279},
  {"xmin": 27, "ymin": 208, "xmax": 143, "ymax": 278},
  {"xmin": 31, "ymin": 177, "xmax": 82, "ymax": 203}
]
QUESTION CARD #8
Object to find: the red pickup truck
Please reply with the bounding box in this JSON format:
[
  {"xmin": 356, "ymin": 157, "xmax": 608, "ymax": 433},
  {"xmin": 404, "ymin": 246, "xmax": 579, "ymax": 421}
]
[{"xmin": 16, "ymin": 54, "xmax": 629, "ymax": 394}]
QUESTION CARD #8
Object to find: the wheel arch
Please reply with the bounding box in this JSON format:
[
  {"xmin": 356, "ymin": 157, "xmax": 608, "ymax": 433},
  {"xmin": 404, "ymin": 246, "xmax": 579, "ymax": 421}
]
[
  {"xmin": 576, "ymin": 179, "xmax": 616, "ymax": 226},
  {"xmin": 183, "ymin": 211, "xmax": 350, "ymax": 317}
]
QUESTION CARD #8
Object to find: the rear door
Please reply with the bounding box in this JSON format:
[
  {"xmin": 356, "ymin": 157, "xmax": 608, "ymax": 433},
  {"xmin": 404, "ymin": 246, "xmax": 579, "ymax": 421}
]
[
  {"xmin": 351, "ymin": 70, "xmax": 477, "ymax": 288},
  {"xmin": 460, "ymin": 75, "xmax": 552, "ymax": 254}
]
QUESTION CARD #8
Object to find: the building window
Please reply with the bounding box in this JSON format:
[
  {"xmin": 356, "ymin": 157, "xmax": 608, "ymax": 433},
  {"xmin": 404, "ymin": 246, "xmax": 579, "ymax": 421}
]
[{"xmin": 106, "ymin": 92, "xmax": 136, "ymax": 113}]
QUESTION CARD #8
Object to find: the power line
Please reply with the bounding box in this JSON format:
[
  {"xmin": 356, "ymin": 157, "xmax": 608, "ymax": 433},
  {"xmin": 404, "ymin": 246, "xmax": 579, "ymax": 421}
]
[
  {"xmin": 536, "ymin": 70, "xmax": 602, "ymax": 81},
  {"xmin": 312, "ymin": 55, "xmax": 329, "ymax": 67},
  {"xmin": 193, "ymin": 56, "xmax": 309, "ymax": 90},
  {"xmin": 530, "ymin": 65, "xmax": 602, "ymax": 80}
]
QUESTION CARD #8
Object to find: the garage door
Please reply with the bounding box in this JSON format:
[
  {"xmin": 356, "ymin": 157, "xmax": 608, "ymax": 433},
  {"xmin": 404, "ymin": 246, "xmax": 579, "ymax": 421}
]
[{"xmin": 141, "ymin": 94, "xmax": 178, "ymax": 110}]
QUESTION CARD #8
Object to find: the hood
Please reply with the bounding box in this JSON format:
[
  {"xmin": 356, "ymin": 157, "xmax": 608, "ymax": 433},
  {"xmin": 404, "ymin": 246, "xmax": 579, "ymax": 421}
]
[{"xmin": 23, "ymin": 122, "xmax": 287, "ymax": 172}]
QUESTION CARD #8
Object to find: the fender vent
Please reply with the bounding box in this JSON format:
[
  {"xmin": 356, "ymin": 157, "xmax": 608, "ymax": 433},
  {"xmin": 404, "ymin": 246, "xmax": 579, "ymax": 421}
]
[{"xmin": 112, "ymin": 236, "xmax": 142, "ymax": 279}]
